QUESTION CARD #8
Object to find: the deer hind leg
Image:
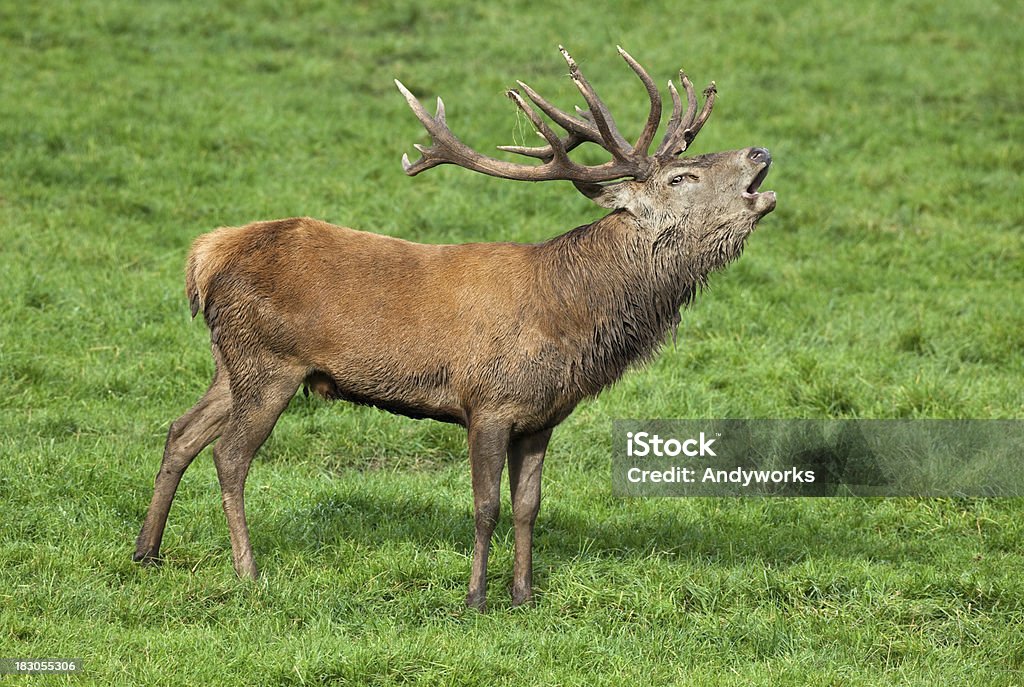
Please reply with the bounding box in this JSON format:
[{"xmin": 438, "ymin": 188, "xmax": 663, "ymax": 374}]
[
  {"xmin": 507, "ymin": 427, "xmax": 552, "ymax": 607},
  {"xmin": 212, "ymin": 366, "xmax": 303, "ymax": 579},
  {"xmin": 134, "ymin": 346, "xmax": 232, "ymax": 564}
]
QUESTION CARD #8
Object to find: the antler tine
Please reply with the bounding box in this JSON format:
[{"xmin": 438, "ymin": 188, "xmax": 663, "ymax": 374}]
[
  {"xmin": 515, "ymin": 80, "xmax": 603, "ymax": 145},
  {"xmin": 684, "ymin": 82, "xmax": 716, "ymax": 149},
  {"xmin": 497, "ymin": 132, "xmax": 587, "ymax": 162},
  {"xmin": 679, "ymin": 71, "xmax": 699, "ymax": 132},
  {"xmin": 558, "ymin": 45, "xmax": 633, "ymax": 162},
  {"xmin": 498, "ymin": 81, "xmax": 609, "ymax": 163},
  {"xmin": 395, "ymin": 79, "xmax": 448, "ymax": 174},
  {"xmin": 656, "ymin": 70, "xmax": 701, "ymax": 158},
  {"xmin": 505, "ymin": 88, "xmax": 571, "ymax": 164},
  {"xmin": 659, "ymin": 80, "xmax": 683, "ymax": 150},
  {"xmin": 616, "ymin": 46, "xmax": 661, "ymax": 157},
  {"xmin": 397, "ymin": 78, "xmax": 530, "ymax": 177}
]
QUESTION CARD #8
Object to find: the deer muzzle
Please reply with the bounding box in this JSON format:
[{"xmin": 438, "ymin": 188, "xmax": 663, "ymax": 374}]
[{"xmin": 743, "ymin": 147, "xmax": 776, "ymax": 216}]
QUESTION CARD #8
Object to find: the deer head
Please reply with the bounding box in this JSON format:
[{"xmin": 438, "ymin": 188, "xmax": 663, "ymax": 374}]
[{"xmin": 396, "ymin": 45, "xmax": 776, "ymax": 265}]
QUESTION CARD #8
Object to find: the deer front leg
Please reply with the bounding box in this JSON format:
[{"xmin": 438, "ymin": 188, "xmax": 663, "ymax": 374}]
[
  {"xmin": 507, "ymin": 428, "xmax": 552, "ymax": 607},
  {"xmin": 465, "ymin": 416, "xmax": 511, "ymax": 612}
]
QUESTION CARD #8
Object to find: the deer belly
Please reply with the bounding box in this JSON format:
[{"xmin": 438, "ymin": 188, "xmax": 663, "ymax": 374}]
[{"xmin": 303, "ymin": 368, "xmax": 466, "ymax": 425}]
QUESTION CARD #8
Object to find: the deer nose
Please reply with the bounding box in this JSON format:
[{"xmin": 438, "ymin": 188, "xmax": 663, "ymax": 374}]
[{"xmin": 748, "ymin": 147, "xmax": 771, "ymax": 165}]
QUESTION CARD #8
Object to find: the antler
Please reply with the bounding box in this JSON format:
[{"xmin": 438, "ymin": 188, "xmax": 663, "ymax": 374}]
[
  {"xmin": 655, "ymin": 72, "xmax": 717, "ymax": 159},
  {"xmin": 397, "ymin": 45, "xmax": 715, "ymax": 184}
]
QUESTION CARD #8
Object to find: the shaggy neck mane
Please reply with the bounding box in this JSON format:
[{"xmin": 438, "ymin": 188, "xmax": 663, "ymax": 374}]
[{"xmin": 535, "ymin": 210, "xmax": 705, "ymax": 396}]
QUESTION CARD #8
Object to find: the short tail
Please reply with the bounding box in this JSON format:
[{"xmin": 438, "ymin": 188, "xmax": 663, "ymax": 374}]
[
  {"xmin": 184, "ymin": 231, "xmax": 227, "ymax": 320},
  {"xmin": 183, "ymin": 222, "xmax": 277, "ymax": 320},
  {"xmin": 185, "ymin": 252, "xmax": 202, "ymax": 319}
]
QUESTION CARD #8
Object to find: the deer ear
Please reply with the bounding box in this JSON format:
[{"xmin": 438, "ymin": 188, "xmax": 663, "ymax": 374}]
[{"xmin": 572, "ymin": 180, "xmax": 633, "ymax": 209}]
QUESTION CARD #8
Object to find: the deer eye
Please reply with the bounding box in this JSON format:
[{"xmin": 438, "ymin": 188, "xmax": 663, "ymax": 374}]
[{"xmin": 669, "ymin": 173, "xmax": 700, "ymax": 186}]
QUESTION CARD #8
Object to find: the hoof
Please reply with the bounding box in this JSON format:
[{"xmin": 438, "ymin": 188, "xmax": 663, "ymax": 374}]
[
  {"xmin": 510, "ymin": 591, "xmax": 535, "ymax": 608},
  {"xmin": 233, "ymin": 561, "xmax": 259, "ymax": 580},
  {"xmin": 132, "ymin": 550, "xmax": 162, "ymax": 566},
  {"xmin": 465, "ymin": 593, "xmax": 487, "ymax": 613}
]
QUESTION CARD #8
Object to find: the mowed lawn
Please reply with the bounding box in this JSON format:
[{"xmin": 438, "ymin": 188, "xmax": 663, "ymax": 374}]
[{"xmin": 1, "ymin": 1, "xmax": 1022, "ymax": 685}]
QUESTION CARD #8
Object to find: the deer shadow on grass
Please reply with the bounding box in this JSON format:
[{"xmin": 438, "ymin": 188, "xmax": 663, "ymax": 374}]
[{"xmin": 260, "ymin": 485, "xmax": 933, "ymax": 575}]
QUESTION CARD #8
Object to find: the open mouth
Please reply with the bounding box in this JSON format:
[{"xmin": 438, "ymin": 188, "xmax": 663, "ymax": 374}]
[{"xmin": 743, "ymin": 162, "xmax": 771, "ymax": 199}]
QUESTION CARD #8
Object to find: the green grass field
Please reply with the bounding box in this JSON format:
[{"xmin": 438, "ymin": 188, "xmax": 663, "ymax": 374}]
[{"xmin": 1, "ymin": 0, "xmax": 1022, "ymax": 684}]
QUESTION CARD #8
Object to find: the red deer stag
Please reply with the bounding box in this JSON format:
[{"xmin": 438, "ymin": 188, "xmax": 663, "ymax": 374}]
[{"xmin": 134, "ymin": 45, "xmax": 776, "ymax": 610}]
